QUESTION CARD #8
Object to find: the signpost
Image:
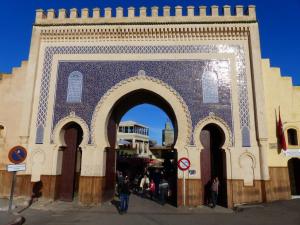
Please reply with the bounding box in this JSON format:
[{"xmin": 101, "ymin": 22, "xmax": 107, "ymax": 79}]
[
  {"xmin": 177, "ymin": 157, "xmax": 191, "ymax": 206},
  {"xmin": 7, "ymin": 146, "xmax": 27, "ymax": 211},
  {"xmin": 7, "ymin": 164, "xmax": 26, "ymax": 172}
]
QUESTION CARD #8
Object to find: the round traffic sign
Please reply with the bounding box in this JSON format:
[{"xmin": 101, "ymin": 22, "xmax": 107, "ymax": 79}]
[
  {"xmin": 8, "ymin": 146, "xmax": 27, "ymax": 164},
  {"xmin": 177, "ymin": 157, "xmax": 191, "ymax": 171}
]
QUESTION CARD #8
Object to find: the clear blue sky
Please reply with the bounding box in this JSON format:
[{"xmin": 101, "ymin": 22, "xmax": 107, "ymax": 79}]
[
  {"xmin": 0, "ymin": 0, "xmax": 299, "ymax": 143},
  {"xmin": 121, "ymin": 104, "xmax": 171, "ymax": 145},
  {"xmin": 0, "ymin": 0, "xmax": 299, "ymax": 85}
]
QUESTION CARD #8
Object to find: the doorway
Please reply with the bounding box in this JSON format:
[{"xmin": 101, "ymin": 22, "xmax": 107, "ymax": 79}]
[
  {"xmin": 288, "ymin": 158, "xmax": 300, "ymax": 196},
  {"xmin": 105, "ymin": 89, "xmax": 178, "ymax": 206},
  {"xmin": 200, "ymin": 123, "xmax": 227, "ymax": 207},
  {"xmin": 58, "ymin": 122, "xmax": 83, "ymax": 201}
]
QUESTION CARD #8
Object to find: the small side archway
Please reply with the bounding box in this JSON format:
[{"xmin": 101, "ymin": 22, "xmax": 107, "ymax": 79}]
[
  {"xmin": 52, "ymin": 112, "xmax": 89, "ymax": 148},
  {"xmin": 194, "ymin": 114, "xmax": 232, "ymax": 151},
  {"xmin": 288, "ymin": 158, "xmax": 300, "ymax": 196},
  {"xmin": 194, "ymin": 114, "xmax": 232, "ymax": 207},
  {"xmin": 52, "ymin": 114, "xmax": 88, "ymax": 201}
]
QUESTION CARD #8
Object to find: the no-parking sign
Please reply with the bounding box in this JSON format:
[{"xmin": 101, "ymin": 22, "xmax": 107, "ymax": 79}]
[
  {"xmin": 8, "ymin": 146, "xmax": 27, "ymax": 164},
  {"xmin": 177, "ymin": 157, "xmax": 191, "ymax": 171}
]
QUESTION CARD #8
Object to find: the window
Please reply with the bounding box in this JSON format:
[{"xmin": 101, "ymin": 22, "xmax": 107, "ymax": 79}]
[
  {"xmin": 0, "ymin": 125, "xmax": 4, "ymax": 138},
  {"xmin": 242, "ymin": 126, "xmax": 251, "ymax": 147},
  {"xmin": 35, "ymin": 125, "xmax": 44, "ymax": 144},
  {"xmin": 202, "ymin": 71, "xmax": 219, "ymax": 103},
  {"xmin": 288, "ymin": 129, "xmax": 298, "ymax": 146},
  {"xmin": 66, "ymin": 71, "xmax": 83, "ymax": 103},
  {"xmin": 129, "ymin": 127, "xmax": 133, "ymax": 133}
]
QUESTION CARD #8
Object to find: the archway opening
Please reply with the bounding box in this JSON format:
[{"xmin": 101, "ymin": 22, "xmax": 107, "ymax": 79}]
[
  {"xmin": 288, "ymin": 158, "xmax": 300, "ymax": 196},
  {"xmin": 58, "ymin": 122, "xmax": 83, "ymax": 202},
  {"xmin": 200, "ymin": 123, "xmax": 227, "ymax": 207},
  {"xmin": 105, "ymin": 89, "xmax": 178, "ymax": 206}
]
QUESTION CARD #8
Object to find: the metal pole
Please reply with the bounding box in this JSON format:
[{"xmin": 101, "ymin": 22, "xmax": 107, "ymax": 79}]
[
  {"xmin": 183, "ymin": 170, "xmax": 186, "ymax": 206},
  {"xmin": 8, "ymin": 171, "xmax": 17, "ymax": 211}
]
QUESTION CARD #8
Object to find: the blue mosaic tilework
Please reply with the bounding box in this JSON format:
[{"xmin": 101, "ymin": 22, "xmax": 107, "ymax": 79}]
[
  {"xmin": 53, "ymin": 60, "xmax": 231, "ymax": 144},
  {"xmin": 35, "ymin": 45, "xmax": 250, "ymax": 145}
]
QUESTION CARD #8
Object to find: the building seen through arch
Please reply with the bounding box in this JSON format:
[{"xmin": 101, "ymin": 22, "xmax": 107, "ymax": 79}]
[
  {"xmin": 162, "ymin": 121, "xmax": 174, "ymax": 147},
  {"xmin": 0, "ymin": 5, "xmax": 300, "ymax": 208}
]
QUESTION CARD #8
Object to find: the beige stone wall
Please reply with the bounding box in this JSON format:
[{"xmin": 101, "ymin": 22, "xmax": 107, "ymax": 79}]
[
  {"xmin": 0, "ymin": 61, "xmax": 28, "ymax": 169},
  {"xmin": 262, "ymin": 59, "xmax": 300, "ymax": 167}
]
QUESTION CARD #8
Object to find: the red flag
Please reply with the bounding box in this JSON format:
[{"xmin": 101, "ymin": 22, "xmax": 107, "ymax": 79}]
[{"xmin": 277, "ymin": 108, "xmax": 287, "ymax": 151}]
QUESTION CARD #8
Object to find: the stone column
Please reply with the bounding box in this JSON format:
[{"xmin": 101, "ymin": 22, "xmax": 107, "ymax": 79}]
[
  {"xmin": 249, "ymin": 23, "xmax": 270, "ymax": 180},
  {"xmin": 141, "ymin": 141, "xmax": 145, "ymax": 154}
]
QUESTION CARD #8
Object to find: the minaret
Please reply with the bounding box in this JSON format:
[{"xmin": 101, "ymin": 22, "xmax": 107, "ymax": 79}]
[{"xmin": 162, "ymin": 120, "xmax": 174, "ymax": 146}]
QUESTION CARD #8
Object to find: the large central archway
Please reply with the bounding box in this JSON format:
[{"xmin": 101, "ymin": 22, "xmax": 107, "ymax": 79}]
[
  {"xmin": 91, "ymin": 75, "xmax": 192, "ymax": 150},
  {"xmin": 91, "ymin": 74, "xmax": 192, "ymax": 206},
  {"xmin": 107, "ymin": 89, "xmax": 178, "ymax": 148},
  {"xmin": 107, "ymin": 90, "xmax": 178, "ymax": 205}
]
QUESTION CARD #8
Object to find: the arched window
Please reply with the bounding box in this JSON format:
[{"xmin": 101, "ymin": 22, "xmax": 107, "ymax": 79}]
[
  {"xmin": 35, "ymin": 125, "xmax": 44, "ymax": 144},
  {"xmin": 202, "ymin": 71, "xmax": 219, "ymax": 103},
  {"xmin": 287, "ymin": 129, "xmax": 298, "ymax": 146},
  {"xmin": 66, "ymin": 71, "xmax": 83, "ymax": 103},
  {"xmin": 0, "ymin": 125, "xmax": 4, "ymax": 138},
  {"xmin": 242, "ymin": 126, "xmax": 251, "ymax": 147}
]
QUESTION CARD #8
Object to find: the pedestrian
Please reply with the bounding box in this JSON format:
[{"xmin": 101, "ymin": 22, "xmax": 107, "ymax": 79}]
[
  {"xmin": 139, "ymin": 174, "xmax": 150, "ymax": 197},
  {"xmin": 149, "ymin": 179, "xmax": 156, "ymax": 200},
  {"xmin": 159, "ymin": 178, "xmax": 169, "ymax": 205},
  {"xmin": 116, "ymin": 171, "xmax": 124, "ymax": 196},
  {"xmin": 133, "ymin": 174, "xmax": 140, "ymax": 193},
  {"xmin": 153, "ymin": 169, "xmax": 161, "ymax": 198},
  {"xmin": 211, "ymin": 177, "xmax": 219, "ymax": 208},
  {"xmin": 119, "ymin": 176, "xmax": 130, "ymax": 214}
]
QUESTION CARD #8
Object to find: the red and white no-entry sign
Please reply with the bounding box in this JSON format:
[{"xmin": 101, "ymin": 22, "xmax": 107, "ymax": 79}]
[{"xmin": 177, "ymin": 157, "xmax": 191, "ymax": 171}]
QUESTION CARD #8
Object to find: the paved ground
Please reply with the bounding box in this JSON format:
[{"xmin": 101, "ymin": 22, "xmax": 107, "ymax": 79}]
[{"xmin": 1, "ymin": 195, "xmax": 300, "ymax": 225}]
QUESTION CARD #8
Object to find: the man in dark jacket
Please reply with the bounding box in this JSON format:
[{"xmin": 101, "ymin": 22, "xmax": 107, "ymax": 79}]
[
  {"xmin": 159, "ymin": 178, "xmax": 169, "ymax": 205},
  {"xmin": 119, "ymin": 176, "xmax": 130, "ymax": 213}
]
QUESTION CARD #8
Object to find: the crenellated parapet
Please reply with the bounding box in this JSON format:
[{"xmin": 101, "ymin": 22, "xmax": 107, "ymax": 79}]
[
  {"xmin": 0, "ymin": 61, "xmax": 27, "ymax": 82},
  {"xmin": 35, "ymin": 5, "xmax": 256, "ymax": 25}
]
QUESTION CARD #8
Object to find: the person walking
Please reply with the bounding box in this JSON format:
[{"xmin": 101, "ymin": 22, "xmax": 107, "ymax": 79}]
[
  {"xmin": 211, "ymin": 177, "xmax": 219, "ymax": 208},
  {"xmin": 119, "ymin": 176, "xmax": 130, "ymax": 214},
  {"xmin": 116, "ymin": 171, "xmax": 124, "ymax": 196},
  {"xmin": 149, "ymin": 179, "xmax": 156, "ymax": 200},
  {"xmin": 159, "ymin": 178, "xmax": 169, "ymax": 205},
  {"xmin": 140, "ymin": 174, "xmax": 150, "ymax": 198},
  {"xmin": 153, "ymin": 169, "xmax": 161, "ymax": 198}
]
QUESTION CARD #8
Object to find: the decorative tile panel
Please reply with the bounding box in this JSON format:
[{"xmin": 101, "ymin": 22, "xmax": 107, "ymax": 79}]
[
  {"xmin": 36, "ymin": 45, "xmax": 250, "ymax": 146},
  {"xmin": 202, "ymin": 71, "xmax": 219, "ymax": 103},
  {"xmin": 66, "ymin": 71, "xmax": 83, "ymax": 103}
]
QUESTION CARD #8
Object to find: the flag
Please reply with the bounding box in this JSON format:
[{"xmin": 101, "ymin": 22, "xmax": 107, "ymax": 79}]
[{"xmin": 277, "ymin": 108, "xmax": 287, "ymax": 151}]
